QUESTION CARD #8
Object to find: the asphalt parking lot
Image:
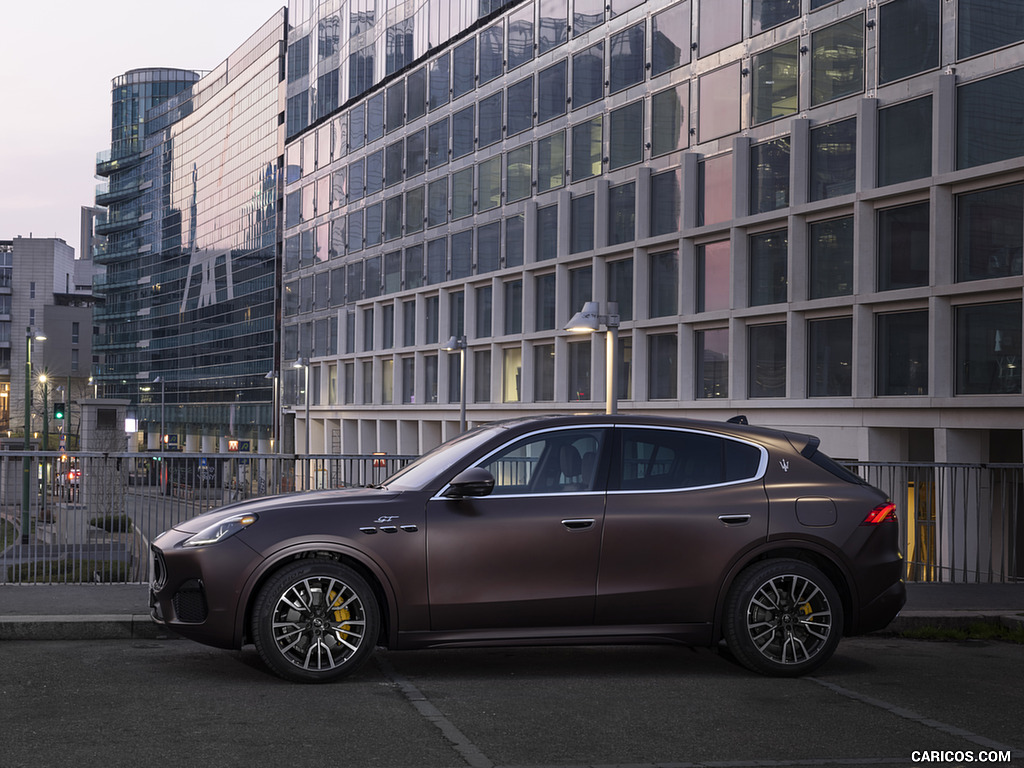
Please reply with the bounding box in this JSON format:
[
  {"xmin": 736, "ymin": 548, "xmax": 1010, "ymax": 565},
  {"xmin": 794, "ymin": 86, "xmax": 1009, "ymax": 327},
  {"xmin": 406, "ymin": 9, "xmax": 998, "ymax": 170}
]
[{"xmin": 1, "ymin": 635, "xmax": 1021, "ymax": 768}]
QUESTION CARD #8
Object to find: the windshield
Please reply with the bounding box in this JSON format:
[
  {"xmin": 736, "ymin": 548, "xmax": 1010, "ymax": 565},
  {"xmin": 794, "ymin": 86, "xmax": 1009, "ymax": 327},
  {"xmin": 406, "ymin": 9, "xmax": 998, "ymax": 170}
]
[{"xmin": 382, "ymin": 425, "xmax": 501, "ymax": 491}]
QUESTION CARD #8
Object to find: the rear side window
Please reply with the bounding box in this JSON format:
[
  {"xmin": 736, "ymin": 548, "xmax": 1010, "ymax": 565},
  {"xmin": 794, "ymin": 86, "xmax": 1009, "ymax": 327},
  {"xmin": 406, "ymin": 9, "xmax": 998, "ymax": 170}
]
[
  {"xmin": 614, "ymin": 428, "xmax": 764, "ymax": 491},
  {"xmin": 809, "ymin": 450, "xmax": 867, "ymax": 485}
]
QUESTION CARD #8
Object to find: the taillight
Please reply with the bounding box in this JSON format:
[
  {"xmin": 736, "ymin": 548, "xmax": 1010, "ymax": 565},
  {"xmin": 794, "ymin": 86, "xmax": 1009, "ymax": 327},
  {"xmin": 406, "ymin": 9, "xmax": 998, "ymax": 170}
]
[{"xmin": 862, "ymin": 502, "xmax": 897, "ymax": 525}]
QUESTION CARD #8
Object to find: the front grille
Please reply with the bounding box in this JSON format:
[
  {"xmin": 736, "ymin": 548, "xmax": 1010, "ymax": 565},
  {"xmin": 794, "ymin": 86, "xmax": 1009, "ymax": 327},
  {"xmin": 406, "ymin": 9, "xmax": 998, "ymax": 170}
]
[
  {"xmin": 172, "ymin": 580, "xmax": 208, "ymax": 623},
  {"xmin": 149, "ymin": 547, "xmax": 166, "ymax": 590}
]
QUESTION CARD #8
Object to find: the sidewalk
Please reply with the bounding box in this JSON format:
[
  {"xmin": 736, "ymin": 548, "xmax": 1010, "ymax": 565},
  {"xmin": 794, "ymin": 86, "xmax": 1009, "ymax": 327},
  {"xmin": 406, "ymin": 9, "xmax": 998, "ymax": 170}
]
[{"xmin": 0, "ymin": 582, "xmax": 1022, "ymax": 641}]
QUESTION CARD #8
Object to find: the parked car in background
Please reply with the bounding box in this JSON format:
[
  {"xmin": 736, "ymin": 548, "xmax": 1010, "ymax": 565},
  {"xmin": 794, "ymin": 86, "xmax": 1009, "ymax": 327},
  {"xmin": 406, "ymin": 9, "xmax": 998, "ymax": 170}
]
[
  {"xmin": 150, "ymin": 414, "xmax": 906, "ymax": 682},
  {"xmin": 58, "ymin": 466, "xmax": 81, "ymax": 499}
]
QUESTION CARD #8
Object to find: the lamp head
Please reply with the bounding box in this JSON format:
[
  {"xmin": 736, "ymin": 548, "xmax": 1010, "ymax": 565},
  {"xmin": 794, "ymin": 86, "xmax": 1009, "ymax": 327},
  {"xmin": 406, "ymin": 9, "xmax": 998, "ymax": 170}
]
[{"xmin": 564, "ymin": 301, "xmax": 600, "ymax": 333}]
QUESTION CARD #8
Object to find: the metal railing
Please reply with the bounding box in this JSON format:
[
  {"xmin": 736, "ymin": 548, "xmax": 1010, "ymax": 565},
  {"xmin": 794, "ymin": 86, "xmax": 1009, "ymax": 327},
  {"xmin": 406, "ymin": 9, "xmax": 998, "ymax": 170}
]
[
  {"xmin": 1, "ymin": 452, "xmax": 1020, "ymax": 584},
  {"xmin": 0, "ymin": 451, "xmax": 414, "ymax": 585}
]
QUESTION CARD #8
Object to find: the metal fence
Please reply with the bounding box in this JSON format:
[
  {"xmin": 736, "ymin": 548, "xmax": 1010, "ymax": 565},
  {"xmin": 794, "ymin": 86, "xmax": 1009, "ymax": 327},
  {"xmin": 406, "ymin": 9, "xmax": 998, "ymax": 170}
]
[{"xmin": 1, "ymin": 451, "xmax": 1020, "ymax": 584}]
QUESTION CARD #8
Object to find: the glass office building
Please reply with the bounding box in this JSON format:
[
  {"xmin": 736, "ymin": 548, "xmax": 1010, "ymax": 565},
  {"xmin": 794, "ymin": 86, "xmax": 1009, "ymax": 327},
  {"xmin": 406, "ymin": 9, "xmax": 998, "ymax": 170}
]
[
  {"xmin": 280, "ymin": 0, "xmax": 1024, "ymax": 463},
  {"xmin": 95, "ymin": 13, "xmax": 286, "ymax": 451}
]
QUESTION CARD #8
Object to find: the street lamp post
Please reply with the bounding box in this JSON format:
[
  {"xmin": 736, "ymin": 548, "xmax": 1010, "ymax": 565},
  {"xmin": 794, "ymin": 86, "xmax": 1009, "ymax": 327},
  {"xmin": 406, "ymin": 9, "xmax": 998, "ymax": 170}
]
[
  {"xmin": 21, "ymin": 327, "xmax": 46, "ymax": 545},
  {"xmin": 153, "ymin": 377, "xmax": 165, "ymax": 453},
  {"xmin": 442, "ymin": 336, "xmax": 467, "ymax": 433},
  {"xmin": 564, "ymin": 301, "xmax": 621, "ymax": 415},
  {"xmin": 293, "ymin": 359, "xmax": 310, "ymax": 453},
  {"xmin": 265, "ymin": 370, "xmax": 279, "ymax": 452}
]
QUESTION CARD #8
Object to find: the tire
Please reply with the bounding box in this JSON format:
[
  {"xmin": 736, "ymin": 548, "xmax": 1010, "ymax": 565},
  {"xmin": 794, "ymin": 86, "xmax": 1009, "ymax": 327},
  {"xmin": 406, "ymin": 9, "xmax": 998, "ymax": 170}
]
[
  {"xmin": 723, "ymin": 559, "xmax": 843, "ymax": 677},
  {"xmin": 251, "ymin": 558, "xmax": 380, "ymax": 683}
]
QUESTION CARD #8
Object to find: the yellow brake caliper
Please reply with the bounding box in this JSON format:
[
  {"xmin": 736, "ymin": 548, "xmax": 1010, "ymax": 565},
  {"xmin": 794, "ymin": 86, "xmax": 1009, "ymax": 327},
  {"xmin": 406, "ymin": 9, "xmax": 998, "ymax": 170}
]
[
  {"xmin": 329, "ymin": 590, "xmax": 352, "ymax": 642},
  {"xmin": 799, "ymin": 602, "xmax": 813, "ymax": 621}
]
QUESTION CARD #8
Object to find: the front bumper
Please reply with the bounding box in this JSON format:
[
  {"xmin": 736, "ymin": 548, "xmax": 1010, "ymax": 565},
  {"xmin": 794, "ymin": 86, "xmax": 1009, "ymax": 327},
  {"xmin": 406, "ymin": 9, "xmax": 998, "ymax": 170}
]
[{"xmin": 149, "ymin": 529, "xmax": 260, "ymax": 650}]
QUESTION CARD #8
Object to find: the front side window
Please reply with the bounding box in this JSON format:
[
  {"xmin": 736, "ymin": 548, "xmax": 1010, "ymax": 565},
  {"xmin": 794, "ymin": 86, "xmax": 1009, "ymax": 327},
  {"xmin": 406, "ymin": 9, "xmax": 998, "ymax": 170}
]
[{"xmin": 479, "ymin": 428, "xmax": 606, "ymax": 495}]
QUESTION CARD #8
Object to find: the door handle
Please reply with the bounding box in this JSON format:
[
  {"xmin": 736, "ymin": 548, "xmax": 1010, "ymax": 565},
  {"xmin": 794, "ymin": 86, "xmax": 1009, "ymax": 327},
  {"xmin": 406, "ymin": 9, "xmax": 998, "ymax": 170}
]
[
  {"xmin": 562, "ymin": 518, "xmax": 595, "ymax": 530},
  {"xmin": 718, "ymin": 514, "xmax": 751, "ymax": 526}
]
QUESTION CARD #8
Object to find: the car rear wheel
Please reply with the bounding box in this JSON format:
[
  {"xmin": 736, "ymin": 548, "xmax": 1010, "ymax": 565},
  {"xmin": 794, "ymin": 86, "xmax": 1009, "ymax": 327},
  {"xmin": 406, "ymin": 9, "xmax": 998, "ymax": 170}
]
[
  {"xmin": 251, "ymin": 559, "xmax": 380, "ymax": 683},
  {"xmin": 723, "ymin": 559, "xmax": 843, "ymax": 677}
]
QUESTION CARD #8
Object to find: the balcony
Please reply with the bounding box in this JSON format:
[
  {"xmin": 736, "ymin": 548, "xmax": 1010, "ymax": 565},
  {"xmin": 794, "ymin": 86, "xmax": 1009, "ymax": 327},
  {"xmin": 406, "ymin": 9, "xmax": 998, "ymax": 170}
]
[
  {"xmin": 95, "ymin": 179, "xmax": 143, "ymax": 206},
  {"xmin": 95, "ymin": 149, "xmax": 146, "ymax": 178}
]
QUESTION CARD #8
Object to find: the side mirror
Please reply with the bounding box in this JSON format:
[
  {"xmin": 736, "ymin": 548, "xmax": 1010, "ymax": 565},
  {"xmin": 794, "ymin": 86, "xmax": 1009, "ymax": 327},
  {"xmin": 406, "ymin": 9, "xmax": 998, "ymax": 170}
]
[{"xmin": 443, "ymin": 467, "xmax": 495, "ymax": 498}]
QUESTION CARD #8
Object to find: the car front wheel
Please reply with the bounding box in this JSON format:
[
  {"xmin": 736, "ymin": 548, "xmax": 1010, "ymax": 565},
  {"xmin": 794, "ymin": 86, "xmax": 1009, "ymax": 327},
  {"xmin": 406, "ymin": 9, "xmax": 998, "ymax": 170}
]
[
  {"xmin": 723, "ymin": 559, "xmax": 843, "ymax": 677},
  {"xmin": 251, "ymin": 558, "xmax": 380, "ymax": 683}
]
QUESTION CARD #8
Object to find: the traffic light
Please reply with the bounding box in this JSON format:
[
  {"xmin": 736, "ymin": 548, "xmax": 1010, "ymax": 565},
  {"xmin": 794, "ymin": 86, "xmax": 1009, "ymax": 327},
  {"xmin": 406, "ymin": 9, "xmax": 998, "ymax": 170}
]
[{"xmin": 54, "ymin": 402, "xmax": 66, "ymax": 420}]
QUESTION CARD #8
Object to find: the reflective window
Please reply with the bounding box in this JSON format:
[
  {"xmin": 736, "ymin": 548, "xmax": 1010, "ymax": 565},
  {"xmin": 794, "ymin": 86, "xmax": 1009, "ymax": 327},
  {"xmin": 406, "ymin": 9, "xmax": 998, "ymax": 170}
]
[
  {"xmin": 571, "ymin": 117, "xmax": 603, "ymax": 180},
  {"xmin": 877, "ymin": 311, "xmax": 929, "ymax": 396},
  {"xmin": 609, "ymin": 101, "xmax": 643, "ymax": 170},
  {"xmin": 507, "ymin": 76, "xmax": 534, "ymax": 136},
  {"xmin": 367, "ymin": 93, "xmax": 385, "ymax": 141},
  {"xmin": 748, "ymin": 324, "xmax": 786, "ymax": 398},
  {"xmin": 479, "ymin": 92, "xmax": 503, "ymax": 148},
  {"xmin": 570, "ymin": 265, "xmax": 593, "ymax": 313},
  {"xmin": 385, "ymin": 140, "xmax": 404, "ymax": 187},
  {"xmin": 697, "ymin": 240, "xmax": 729, "ymax": 313},
  {"xmin": 505, "ymin": 279, "xmax": 523, "ymax": 334},
  {"xmin": 429, "ymin": 54, "xmax": 450, "ymax": 111},
  {"xmin": 650, "ymin": 250, "xmax": 679, "ymax": 317},
  {"xmin": 956, "ymin": 184, "xmax": 1024, "ymax": 282},
  {"xmin": 651, "ymin": 170, "xmax": 680, "ymax": 237},
  {"xmin": 750, "ymin": 137, "xmax": 790, "ymax": 215},
  {"xmin": 749, "ymin": 229, "xmax": 788, "ymax": 307},
  {"xmin": 427, "ymin": 178, "xmax": 447, "ymax": 228},
  {"xmin": 652, "ymin": 1, "xmax": 690, "ymax": 76},
  {"xmin": 332, "ymin": 167, "xmax": 348, "ymax": 208},
  {"xmin": 451, "ymin": 167, "xmax": 474, "ymax": 220},
  {"xmin": 958, "ymin": 0, "xmax": 1024, "ymax": 58},
  {"xmin": 384, "ymin": 251, "xmax": 401, "ymax": 293},
  {"xmin": 808, "ymin": 317, "xmax": 852, "ymax": 397},
  {"xmin": 503, "ymin": 347, "xmax": 522, "ymax": 402},
  {"xmin": 611, "ymin": 0, "xmax": 645, "ymax": 16},
  {"xmin": 698, "ymin": 63, "xmax": 741, "ymax": 142},
  {"xmin": 386, "ymin": 81, "xmax": 405, "ymax": 133},
  {"xmin": 573, "ymin": 0, "xmax": 605, "ymax": 37},
  {"xmin": 956, "ymin": 301, "xmax": 1022, "ymax": 395},
  {"xmin": 453, "ymin": 38, "xmax": 476, "ymax": 99},
  {"xmin": 698, "ymin": 153, "xmax": 733, "ymax": 226},
  {"xmin": 428, "ymin": 118, "xmax": 449, "ymax": 169},
  {"xmin": 539, "ymin": 0, "xmax": 569, "ymax": 54},
  {"xmin": 365, "ymin": 255, "xmax": 382, "ymax": 298},
  {"xmin": 697, "ymin": 328, "xmax": 729, "ymax": 399},
  {"xmin": 406, "ymin": 129, "xmax": 426, "ymax": 178},
  {"xmin": 609, "ymin": 258, "xmax": 634, "ymax": 321},
  {"xmin": 568, "ymin": 340, "xmax": 592, "ymax": 401},
  {"xmin": 452, "ymin": 231, "xmax": 473, "ymax": 279},
  {"xmin": 365, "ymin": 149, "xmax": 383, "ymax": 195},
  {"xmin": 365, "ymin": 203, "xmax": 382, "ymax": 248},
  {"xmin": 475, "ymin": 349, "xmax": 492, "ymax": 401},
  {"xmin": 427, "ymin": 239, "xmax": 447, "ymax": 285},
  {"xmin": 752, "ymin": 0, "xmax": 799, "ymax": 34},
  {"xmin": 538, "ymin": 60, "xmax": 568, "ymax": 123},
  {"xmin": 347, "ymin": 210, "xmax": 364, "ymax": 252},
  {"xmin": 753, "ymin": 40, "xmax": 798, "ymax": 125},
  {"xmin": 536, "ymin": 273, "xmax": 557, "ymax": 330},
  {"xmin": 507, "ymin": 144, "xmax": 533, "ymax": 202},
  {"xmin": 957, "ymin": 68, "xmax": 1024, "ymax": 170},
  {"xmin": 508, "ymin": 4, "xmax": 536, "ymax": 70},
  {"xmin": 405, "ymin": 245, "xmax": 424, "ymax": 289},
  {"xmin": 878, "ymin": 202, "xmax": 929, "ymax": 290},
  {"xmin": 610, "ymin": 23, "xmax": 646, "ymax": 94},
  {"xmin": 537, "ymin": 204, "xmax": 559, "ymax": 260},
  {"xmin": 810, "ymin": 118, "xmax": 856, "ymax": 201},
  {"xmin": 572, "ymin": 43, "xmax": 604, "ymax": 108},
  {"xmin": 478, "ymin": 156, "xmax": 502, "ymax": 212},
  {"xmin": 407, "ymin": 68, "xmax": 427, "ymax": 122},
  {"xmin": 811, "ymin": 15, "xmax": 864, "ymax": 106},
  {"xmin": 538, "ymin": 130, "xmax": 566, "ymax": 192},
  {"xmin": 452, "ymin": 106, "xmax": 475, "ymax": 159},
  {"xmin": 809, "ymin": 216, "xmax": 854, "ymax": 299},
  {"xmin": 478, "ymin": 223, "xmax": 501, "ymax": 274},
  {"xmin": 385, "ymin": 196, "xmax": 402, "ymax": 240},
  {"xmin": 878, "ymin": 96, "xmax": 932, "ymax": 186},
  {"xmin": 479, "ymin": 23, "xmax": 504, "ymax": 85},
  {"xmin": 609, "ymin": 182, "xmax": 636, "ymax": 246},
  {"xmin": 506, "ymin": 215, "xmax": 525, "ymax": 267},
  {"xmin": 349, "ymin": 158, "xmax": 365, "ymax": 200},
  {"xmin": 699, "ymin": 0, "xmax": 741, "ymax": 57},
  {"xmin": 879, "ymin": 0, "xmax": 940, "ymax": 84},
  {"xmin": 571, "ymin": 194, "xmax": 595, "ymax": 253},
  {"xmin": 648, "ymin": 333, "xmax": 678, "ymax": 399},
  {"xmin": 651, "ymin": 84, "xmax": 688, "ymax": 157}
]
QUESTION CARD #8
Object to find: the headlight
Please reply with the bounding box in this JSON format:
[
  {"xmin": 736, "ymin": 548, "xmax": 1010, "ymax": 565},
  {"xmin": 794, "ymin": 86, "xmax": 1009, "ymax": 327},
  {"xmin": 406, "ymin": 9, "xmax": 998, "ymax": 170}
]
[{"xmin": 182, "ymin": 513, "xmax": 259, "ymax": 548}]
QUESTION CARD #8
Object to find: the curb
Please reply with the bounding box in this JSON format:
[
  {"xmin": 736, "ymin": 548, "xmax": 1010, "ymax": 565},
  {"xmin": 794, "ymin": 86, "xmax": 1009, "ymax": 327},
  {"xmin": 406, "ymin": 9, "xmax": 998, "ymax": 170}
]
[{"xmin": 0, "ymin": 614, "xmax": 171, "ymax": 641}]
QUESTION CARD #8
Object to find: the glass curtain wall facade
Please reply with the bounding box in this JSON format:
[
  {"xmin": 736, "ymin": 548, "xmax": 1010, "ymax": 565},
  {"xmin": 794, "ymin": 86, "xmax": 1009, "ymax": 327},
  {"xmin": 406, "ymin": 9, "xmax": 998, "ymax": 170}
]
[
  {"xmin": 282, "ymin": 0, "xmax": 1023, "ymax": 463},
  {"xmin": 95, "ymin": 12, "xmax": 286, "ymax": 451}
]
